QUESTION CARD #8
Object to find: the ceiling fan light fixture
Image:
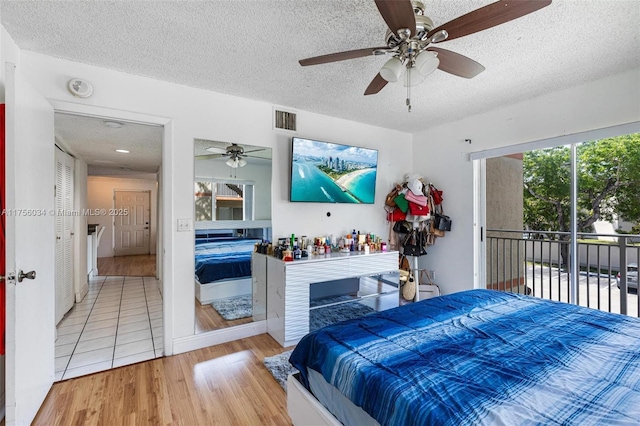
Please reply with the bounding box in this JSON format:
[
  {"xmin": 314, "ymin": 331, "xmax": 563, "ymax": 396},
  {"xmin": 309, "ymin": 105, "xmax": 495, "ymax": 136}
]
[
  {"xmin": 414, "ymin": 51, "xmax": 439, "ymax": 76},
  {"xmin": 380, "ymin": 57, "xmax": 403, "ymax": 82},
  {"xmin": 402, "ymin": 67, "xmax": 428, "ymax": 87},
  {"xmin": 226, "ymin": 156, "xmax": 247, "ymax": 168}
]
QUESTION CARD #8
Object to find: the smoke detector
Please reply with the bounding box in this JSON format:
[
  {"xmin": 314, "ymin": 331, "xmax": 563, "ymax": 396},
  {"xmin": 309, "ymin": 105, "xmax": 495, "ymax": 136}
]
[{"xmin": 67, "ymin": 78, "xmax": 93, "ymax": 98}]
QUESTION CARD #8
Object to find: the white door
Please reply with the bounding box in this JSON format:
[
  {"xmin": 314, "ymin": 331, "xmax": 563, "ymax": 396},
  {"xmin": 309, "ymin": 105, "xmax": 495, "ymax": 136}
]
[
  {"xmin": 54, "ymin": 148, "xmax": 75, "ymax": 324},
  {"xmin": 114, "ymin": 190, "xmax": 150, "ymax": 256},
  {"xmin": 4, "ymin": 64, "xmax": 56, "ymax": 424}
]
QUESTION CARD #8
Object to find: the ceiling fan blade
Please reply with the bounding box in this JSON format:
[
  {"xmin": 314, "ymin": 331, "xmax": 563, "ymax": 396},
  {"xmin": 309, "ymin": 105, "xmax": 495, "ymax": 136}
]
[
  {"xmin": 427, "ymin": 47, "xmax": 485, "ymax": 79},
  {"xmin": 374, "ymin": 0, "xmax": 416, "ymax": 36},
  {"xmin": 205, "ymin": 147, "xmax": 226, "ymax": 153},
  {"xmin": 299, "ymin": 47, "xmax": 389, "ymax": 66},
  {"xmin": 364, "ymin": 73, "xmax": 388, "ymax": 96},
  {"xmin": 244, "ymin": 154, "xmax": 270, "ymax": 160},
  {"xmin": 195, "ymin": 154, "xmax": 224, "ymax": 160},
  {"xmin": 426, "ymin": 0, "xmax": 552, "ymax": 42}
]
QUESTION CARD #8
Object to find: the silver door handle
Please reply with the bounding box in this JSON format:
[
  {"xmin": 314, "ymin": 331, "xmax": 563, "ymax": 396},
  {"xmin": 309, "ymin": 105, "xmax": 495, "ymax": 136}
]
[{"xmin": 18, "ymin": 270, "xmax": 36, "ymax": 282}]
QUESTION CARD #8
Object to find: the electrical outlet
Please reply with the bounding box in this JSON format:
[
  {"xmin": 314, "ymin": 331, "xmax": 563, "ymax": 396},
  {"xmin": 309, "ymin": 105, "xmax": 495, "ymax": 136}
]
[
  {"xmin": 429, "ymin": 270, "xmax": 436, "ymax": 280},
  {"xmin": 177, "ymin": 218, "xmax": 192, "ymax": 232}
]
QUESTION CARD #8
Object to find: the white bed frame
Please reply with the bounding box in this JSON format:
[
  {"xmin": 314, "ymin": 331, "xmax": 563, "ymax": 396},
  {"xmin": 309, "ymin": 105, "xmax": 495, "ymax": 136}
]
[
  {"xmin": 194, "ymin": 277, "xmax": 252, "ymax": 305},
  {"xmin": 287, "ymin": 374, "xmax": 342, "ymax": 426},
  {"xmin": 287, "ymin": 372, "xmax": 382, "ymax": 426}
]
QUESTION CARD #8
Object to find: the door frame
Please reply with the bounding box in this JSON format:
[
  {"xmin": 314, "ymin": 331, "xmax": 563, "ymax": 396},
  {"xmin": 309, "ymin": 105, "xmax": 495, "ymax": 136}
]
[{"xmin": 48, "ymin": 100, "xmax": 173, "ymax": 357}]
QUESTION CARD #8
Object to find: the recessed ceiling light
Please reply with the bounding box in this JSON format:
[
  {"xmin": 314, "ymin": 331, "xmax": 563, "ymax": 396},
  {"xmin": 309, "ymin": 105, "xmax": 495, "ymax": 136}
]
[
  {"xmin": 115, "ymin": 149, "xmax": 130, "ymax": 153},
  {"xmin": 104, "ymin": 121, "xmax": 124, "ymax": 128}
]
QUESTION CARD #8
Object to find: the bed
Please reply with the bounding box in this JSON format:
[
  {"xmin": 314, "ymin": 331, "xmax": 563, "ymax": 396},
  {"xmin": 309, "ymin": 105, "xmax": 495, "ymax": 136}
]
[
  {"xmin": 194, "ymin": 236, "xmax": 261, "ymax": 304},
  {"xmin": 288, "ymin": 289, "xmax": 640, "ymax": 425}
]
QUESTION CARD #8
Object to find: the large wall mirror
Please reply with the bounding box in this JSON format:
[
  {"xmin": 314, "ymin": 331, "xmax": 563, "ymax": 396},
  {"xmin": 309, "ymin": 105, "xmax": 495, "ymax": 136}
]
[{"xmin": 193, "ymin": 139, "xmax": 272, "ymax": 334}]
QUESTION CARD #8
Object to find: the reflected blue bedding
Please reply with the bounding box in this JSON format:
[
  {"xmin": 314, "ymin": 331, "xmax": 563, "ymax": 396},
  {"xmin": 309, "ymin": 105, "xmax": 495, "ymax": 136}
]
[{"xmin": 194, "ymin": 238, "xmax": 260, "ymax": 284}]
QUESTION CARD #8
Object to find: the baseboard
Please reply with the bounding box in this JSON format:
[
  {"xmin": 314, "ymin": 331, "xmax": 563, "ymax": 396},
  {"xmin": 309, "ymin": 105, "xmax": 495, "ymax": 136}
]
[
  {"xmin": 75, "ymin": 282, "xmax": 89, "ymax": 303},
  {"xmin": 172, "ymin": 321, "xmax": 267, "ymax": 355}
]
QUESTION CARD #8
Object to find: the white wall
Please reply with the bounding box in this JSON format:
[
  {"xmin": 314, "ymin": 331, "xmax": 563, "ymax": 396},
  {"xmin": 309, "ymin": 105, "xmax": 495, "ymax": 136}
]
[
  {"xmin": 195, "ymin": 158, "xmax": 272, "ymax": 220},
  {"xmin": 413, "ymin": 68, "xmax": 640, "ymax": 295},
  {"xmin": 20, "ymin": 51, "xmax": 412, "ymax": 344},
  {"xmin": 87, "ymin": 176, "xmax": 158, "ymax": 258},
  {"xmin": 73, "ymin": 159, "xmax": 89, "ymax": 301}
]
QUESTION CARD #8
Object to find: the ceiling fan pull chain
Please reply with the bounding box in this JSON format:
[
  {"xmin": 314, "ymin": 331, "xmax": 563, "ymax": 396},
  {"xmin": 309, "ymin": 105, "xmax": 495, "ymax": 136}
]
[{"xmin": 406, "ymin": 70, "xmax": 412, "ymax": 112}]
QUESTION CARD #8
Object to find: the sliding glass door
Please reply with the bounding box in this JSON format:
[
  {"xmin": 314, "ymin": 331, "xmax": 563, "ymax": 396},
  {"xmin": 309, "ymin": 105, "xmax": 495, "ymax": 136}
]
[{"xmin": 475, "ymin": 126, "xmax": 640, "ymax": 317}]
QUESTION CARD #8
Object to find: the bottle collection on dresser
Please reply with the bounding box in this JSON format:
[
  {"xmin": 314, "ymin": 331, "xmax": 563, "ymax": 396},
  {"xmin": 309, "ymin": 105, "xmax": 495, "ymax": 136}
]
[{"xmin": 255, "ymin": 230, "xmax": 388, "ymax": 261}]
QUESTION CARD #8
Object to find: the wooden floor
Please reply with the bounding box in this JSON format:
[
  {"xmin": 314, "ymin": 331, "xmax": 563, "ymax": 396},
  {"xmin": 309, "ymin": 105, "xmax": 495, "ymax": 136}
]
[
  {"xmin": 195, "ymin": 299, "xmax": 253, "ymax": 334},
  {"xmin": 97, "ymin": 254, "xmax": 156, "ymax": 276},
  {"xmin": 34, "ymin": 333, "xmax": 293, "ymax": 425}
]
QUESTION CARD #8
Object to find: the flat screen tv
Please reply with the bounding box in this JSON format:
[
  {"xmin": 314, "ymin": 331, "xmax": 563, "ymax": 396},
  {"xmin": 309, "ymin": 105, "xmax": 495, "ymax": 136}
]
[{"xmin": 290, "ymin": 137, "xmax": 378, "ymax": 204}]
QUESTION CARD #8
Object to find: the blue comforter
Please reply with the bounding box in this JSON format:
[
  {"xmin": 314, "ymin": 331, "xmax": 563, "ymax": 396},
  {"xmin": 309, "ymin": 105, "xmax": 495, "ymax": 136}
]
[
  {"xmin": 289, "ymin": 289, "xmax": 640, "ymax": 425},
  {"xmin": 194, "ymin": 238, "xmax": 260, "ymax": 284}
]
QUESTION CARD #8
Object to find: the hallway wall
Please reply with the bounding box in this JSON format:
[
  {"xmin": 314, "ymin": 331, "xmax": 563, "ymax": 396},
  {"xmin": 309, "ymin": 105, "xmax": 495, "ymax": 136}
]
[{"xmin": 87, "ymin": 176, "xmax": 158, "ymax": 258}]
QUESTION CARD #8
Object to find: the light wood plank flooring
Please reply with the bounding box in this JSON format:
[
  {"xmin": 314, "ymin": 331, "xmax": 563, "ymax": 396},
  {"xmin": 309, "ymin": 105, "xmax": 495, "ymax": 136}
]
[
  {"xmin": 195, "ymin": 299, "xmax": 253, "ymax": 334},
  {"xmin": 97, "ymin": 254, "xmax": 156, "ymax": 277},
  {"xmin": 34, "ymin": 333, "xmax": 293, "ymax": 425}
]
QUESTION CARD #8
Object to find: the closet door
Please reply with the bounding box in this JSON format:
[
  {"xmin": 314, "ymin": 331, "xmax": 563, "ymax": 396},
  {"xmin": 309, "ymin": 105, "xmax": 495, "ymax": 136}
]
[{"xmin": 55, "ymin": 148, "xmax": 75, "ymax": 324}]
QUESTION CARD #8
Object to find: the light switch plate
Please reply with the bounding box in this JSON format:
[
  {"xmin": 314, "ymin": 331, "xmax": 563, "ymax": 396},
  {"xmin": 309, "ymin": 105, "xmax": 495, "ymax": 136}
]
[{"xmin": 177, "ymin": 218, "xmax": 192, "ymax": 232}]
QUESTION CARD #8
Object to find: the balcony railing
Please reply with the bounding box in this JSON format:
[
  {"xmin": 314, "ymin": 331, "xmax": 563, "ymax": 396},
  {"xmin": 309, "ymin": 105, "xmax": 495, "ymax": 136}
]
[
  {"xmin": 486, "ymin": 229, "xmax": 639, "ymax": 318},
  {"xmin": 216, "ymin": 183, "xmax": 243, "ymax": 199}
]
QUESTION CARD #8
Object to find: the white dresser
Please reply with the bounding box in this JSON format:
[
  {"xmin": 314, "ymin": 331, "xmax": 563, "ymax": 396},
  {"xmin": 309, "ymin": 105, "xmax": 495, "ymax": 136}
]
[{"xmin": 253, "ymin": 251, "xmax": 399, "ymax": 347}]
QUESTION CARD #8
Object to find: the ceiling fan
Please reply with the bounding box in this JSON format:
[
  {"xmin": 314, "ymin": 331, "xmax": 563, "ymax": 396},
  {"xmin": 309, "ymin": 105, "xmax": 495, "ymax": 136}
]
[
  {"xmin": 299, "ymin": 0, "xmax": 552, "ymax": 111},
  {"xmin": 196, "ymin": 143, "xmax": 267, "ymax": 168}
]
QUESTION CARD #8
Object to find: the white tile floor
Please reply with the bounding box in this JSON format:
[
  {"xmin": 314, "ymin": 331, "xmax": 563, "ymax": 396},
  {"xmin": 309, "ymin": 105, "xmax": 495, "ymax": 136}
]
[{"xmin": 55, "ymin": 275, "xmax": 163, "ymax": 381}]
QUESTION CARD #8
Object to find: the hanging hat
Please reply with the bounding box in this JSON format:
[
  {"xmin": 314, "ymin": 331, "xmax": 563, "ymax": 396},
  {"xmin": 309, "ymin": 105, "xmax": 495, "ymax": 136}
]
[{"xmin": 407, "ymin": 178, "xmax": 423, "ymax": 196}]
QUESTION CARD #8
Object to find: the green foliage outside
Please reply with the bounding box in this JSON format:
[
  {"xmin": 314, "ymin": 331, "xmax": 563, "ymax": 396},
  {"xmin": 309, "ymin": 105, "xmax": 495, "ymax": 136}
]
[
  {"xmin": 523, "ymin": 133, "xmax": 640, "ymax": 240},
  {"xmin": 195, "ymin": 181, "xmax": 212, "ymax": 221}
]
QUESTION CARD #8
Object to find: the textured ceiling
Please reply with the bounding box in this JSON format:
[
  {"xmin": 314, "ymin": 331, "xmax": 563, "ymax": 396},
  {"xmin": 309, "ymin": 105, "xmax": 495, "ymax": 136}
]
[
  {"xmin": 3, "ymin": 1, "xmax": 640, "ymax": 135},
  {"xmin": 55, "ymin": 113, "xmax": 162, "ymax": 175}
]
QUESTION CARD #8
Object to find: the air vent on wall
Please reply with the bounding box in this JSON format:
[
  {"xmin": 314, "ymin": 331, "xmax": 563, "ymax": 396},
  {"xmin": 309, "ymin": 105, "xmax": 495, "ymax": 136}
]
[{"xmin": 274, "ymin": 109, "xmax": 297, "ymax": 132}]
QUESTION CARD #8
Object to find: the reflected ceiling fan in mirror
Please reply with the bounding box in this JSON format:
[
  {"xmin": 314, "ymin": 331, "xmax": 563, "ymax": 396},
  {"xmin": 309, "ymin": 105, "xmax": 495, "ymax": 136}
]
[
  {"xmin": 299, "ymin": 0, "xmax": 552, "ymax": 111},
  {"xmin": 196, "ymin": 143, "xmax": 266, "ymax": 168}
]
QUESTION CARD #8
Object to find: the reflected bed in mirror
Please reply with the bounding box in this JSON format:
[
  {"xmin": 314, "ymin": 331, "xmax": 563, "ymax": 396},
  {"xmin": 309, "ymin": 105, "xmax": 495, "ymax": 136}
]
[{"xmin": 194, "ymin": 139, "xmax": 272, "ymax": 334}]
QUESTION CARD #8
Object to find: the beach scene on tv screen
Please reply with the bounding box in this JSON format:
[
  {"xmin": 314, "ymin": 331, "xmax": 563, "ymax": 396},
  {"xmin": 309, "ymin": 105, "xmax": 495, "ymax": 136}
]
[{"xmin": 291, "ymin": 138, "xmax": 377, "ymax": 204}]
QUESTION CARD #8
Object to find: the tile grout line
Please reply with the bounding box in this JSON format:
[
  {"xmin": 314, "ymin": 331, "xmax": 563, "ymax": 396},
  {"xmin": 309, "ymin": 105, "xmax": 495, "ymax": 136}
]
[
  {"xmin": 110, "ymin": 276, "xmax": 126, "ymax": 369},
  {"xmin": 153, "ymin": 276, "xmax": 164, "ymax": 357},
  {"xmin": 58, "ymin": 275, "xmax": 106, "ymax": 381},
  {"xmin": 113, "ymin": 277, "xmax": 154, "ymax": 365},
  {"xmin": 142, "ymin": 276, "xmax": 157, "ymax": 358}
]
